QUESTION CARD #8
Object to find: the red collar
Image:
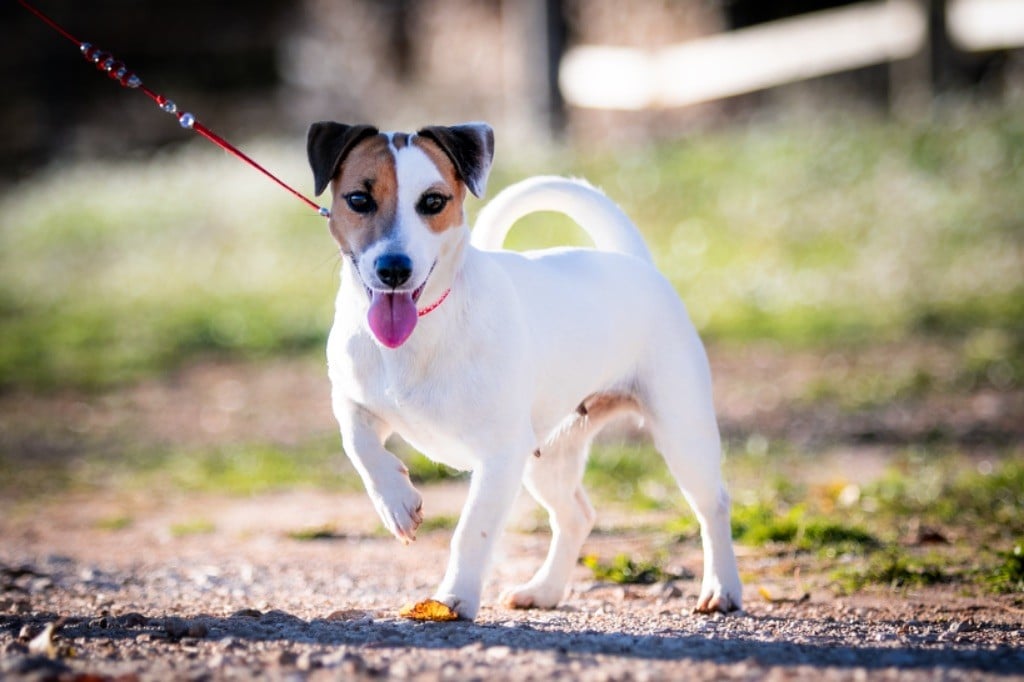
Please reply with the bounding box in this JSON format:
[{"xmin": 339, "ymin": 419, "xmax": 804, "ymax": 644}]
[{"xmin": 417, "ymin": 288, "xmax": 451, "ymax": 317}]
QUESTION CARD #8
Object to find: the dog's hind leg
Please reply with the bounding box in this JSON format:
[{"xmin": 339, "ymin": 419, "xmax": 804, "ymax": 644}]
[
  {"xmin": 502, "ymin": 394, "xmax": 636, "ymax": 610},
  {"xmin": 640, "ymin": 345, "xmax": 743, "ymax": 614},
  {"xmin": 502, "ymin": 431, "xmax": 594, "ymax": 609}
]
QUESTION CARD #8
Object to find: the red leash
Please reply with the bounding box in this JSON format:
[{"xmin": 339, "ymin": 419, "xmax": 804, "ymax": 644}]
[{"xmin": 17, "ymin": 0, "xmax": 331, "ymax": 219}]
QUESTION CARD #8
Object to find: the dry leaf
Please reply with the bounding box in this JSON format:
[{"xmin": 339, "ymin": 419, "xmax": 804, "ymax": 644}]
[{"xmin": 398, "ymin": 599, "xmax": 459, "ymax": 621}]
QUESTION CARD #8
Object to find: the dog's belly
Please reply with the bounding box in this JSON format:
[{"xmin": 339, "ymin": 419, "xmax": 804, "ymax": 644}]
[{"xmin": 382, "ymin": 408, "xmax": 481, "ymax": 472}]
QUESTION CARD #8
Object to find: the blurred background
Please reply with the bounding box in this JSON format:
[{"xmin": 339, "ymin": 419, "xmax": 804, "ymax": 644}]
[{"xmin": 1, "ymin": 1, "xmax": 1021, "ymax": 593}]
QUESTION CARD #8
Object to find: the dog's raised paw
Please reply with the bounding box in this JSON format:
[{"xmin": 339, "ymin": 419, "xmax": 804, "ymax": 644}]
[{"xmin": 370, "ymin": 477, "xmax": 423, "ymax": 544}]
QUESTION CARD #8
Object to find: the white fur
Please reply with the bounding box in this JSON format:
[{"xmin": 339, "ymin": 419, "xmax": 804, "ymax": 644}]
[{"xmin": 328, "ymin": 164, "xmax": 742, "ymax": 619}]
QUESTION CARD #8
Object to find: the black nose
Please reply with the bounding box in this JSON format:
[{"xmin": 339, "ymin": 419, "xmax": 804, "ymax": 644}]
[{"xmin": 375, "ymin": 254, "xmax": 413, "ymax": 288}]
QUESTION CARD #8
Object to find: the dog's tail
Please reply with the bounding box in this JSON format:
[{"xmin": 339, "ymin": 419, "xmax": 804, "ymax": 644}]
[{"xmin": 470, "ymin": 176, "xmax": 653, "ymax": 263}]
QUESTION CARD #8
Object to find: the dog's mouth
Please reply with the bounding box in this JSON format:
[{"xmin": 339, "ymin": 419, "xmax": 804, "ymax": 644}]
[{"xmin": 360, "ymin": 262, "xmax": 435, "ymax": 349}]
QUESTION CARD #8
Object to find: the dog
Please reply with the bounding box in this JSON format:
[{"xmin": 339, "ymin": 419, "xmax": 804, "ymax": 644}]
[{"xmin": 306, "ymin": 122, "xmax": 742, "ymax": 620}]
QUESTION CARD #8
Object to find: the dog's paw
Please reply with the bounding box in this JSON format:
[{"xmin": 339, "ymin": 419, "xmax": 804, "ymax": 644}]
[
  {"xmin": 501, "ymin": 582, "xmax": 564, "ymax": 610},
  {"xmin": 431, "ymin": 592, "xmax": 479, "ymax": 621},
  {"xmin": 369, "ymin": 475, "xmax": 423, "ymax": 544},
  {"xmin": 693, "ymin": 579, "xmax": 743, "ymax": 614}
]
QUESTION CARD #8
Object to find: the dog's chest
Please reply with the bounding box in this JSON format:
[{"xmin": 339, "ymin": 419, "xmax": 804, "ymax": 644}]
[{"xmin": 330, "ymin": 336, "xmax": 485, "ymax": 470}]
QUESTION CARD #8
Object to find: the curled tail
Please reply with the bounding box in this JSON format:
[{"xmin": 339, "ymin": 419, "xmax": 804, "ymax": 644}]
[{"xmin": 471, "ymin": 176, "xmax": 653, "ymax": 263}]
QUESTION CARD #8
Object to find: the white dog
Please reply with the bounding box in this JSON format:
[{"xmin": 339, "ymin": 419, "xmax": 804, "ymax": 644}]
[{"xmin": 306, "ymin": 122, "xmax": 742, "ymax": 620}]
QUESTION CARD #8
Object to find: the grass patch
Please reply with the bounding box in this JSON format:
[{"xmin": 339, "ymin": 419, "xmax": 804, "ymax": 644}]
[
  {"xmin": 93, "ymin": 515, "xmax": 133, "ymax": 531},
  {"xmin": 982, "ymin": 543, "xmax": 1024, "ymax": 594},
  {"xmin": 730, "ymin": 502, "xmax": 878, "ymax": 555},
  {"xmin": 405, "ymin": 452, "xmax": 464, "ymax": 484},
  {"xmin": 170, "ymin": 518, "xmax": 216, "ymax": 537},
  {"xmin": 287, "ymin": 525, "xmax": 344, "ymax": 541},
  {"xmin": 3, "ymin": 105, "xmax": 1022, "ymax": 390},
  {"xmin": 584, "ymin": 443, "xmax": 676, "ymax": 510},
  {"xmin": 125, "ymin": 440, "xmax": 358, "ymax": 496},
  {"xmin": 832, "ymin": 549, "xmax": 952, "ymax": 593},
  {"xmin": 0, "ymin": 437, "xmax": 362, "ymax": 500},
  {"xmin": 580, "ymin": 553, "xmax": 674, "ymax": 585},
  {"xmin": 418, "ymin": 515, "xmax": 460, "ymax": 533},
  {"xmin": 861, "ymin": 456, "xmax": 1024, "ymax": 538}
]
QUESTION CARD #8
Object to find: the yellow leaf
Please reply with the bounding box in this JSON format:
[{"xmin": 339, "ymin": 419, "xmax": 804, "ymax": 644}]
[{"xmin": 399, "ymin": 599, "xmax": 459, "ymax": 622}]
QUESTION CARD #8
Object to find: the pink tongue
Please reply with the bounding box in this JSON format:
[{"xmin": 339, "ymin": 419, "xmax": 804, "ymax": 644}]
[{"xmin": 367, "ymin": 291, "xmax": 418, "ymax": 348}]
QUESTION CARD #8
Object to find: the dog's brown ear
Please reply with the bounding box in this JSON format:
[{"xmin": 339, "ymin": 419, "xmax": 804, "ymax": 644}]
[
  {"xmin": 307, "ymin": 122, "xmax": 379, "ymax": 196},
  {"xmin": 417, "ymin": 123, "xmax": 494, "ymax": 197}
]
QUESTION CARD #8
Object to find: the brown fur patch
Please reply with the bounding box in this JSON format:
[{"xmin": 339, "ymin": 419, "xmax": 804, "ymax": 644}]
[
  {"xmin": 328, "ymin": 134, "xmax": 398, "ymax": 254},
  {"xmin": 327, "ymin": 132, "xmax": 470, "ymax": 254},
  {"xmin": 411, "ymin": 135, "xmax": 468, "ymax": 235},
  {"xmin": 578, "ymin": 393, "xmax": 642, "ymax": 424}
]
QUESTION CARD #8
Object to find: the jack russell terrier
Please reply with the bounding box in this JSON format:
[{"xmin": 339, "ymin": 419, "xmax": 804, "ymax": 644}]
[{"xmin": 306, "ymin": 121, "xmax": 742, "ymax": 620}]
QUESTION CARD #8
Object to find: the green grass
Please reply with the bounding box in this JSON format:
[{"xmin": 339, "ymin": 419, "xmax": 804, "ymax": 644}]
[
  {"xmin": 0, "ymin": 436, "xmax": 360, "ymax": 499},
  {"xmin": 133, "ymin": 441, "xmax": 359, "ymax": 496},
  {"xmin": 983, "ymin": 543, "xmax": 1024, "ymax": 594},
  {"xmin": 287, "ymin": 524, "xmax": 344, "ymax": 541},
  {"xmin": 170, "ymin": 518, "xmax": 216, "ymax": 537},
  {"xmin": 729, "ymin": 502, "xmax": 879, "ymax": 555},
  {"xmin": 583, "ymin": 440, "xmax": 1022, "ymax": 594},
  {"xmin": 2, "ymin": 105, "xmax": 1022, "ymax": 390},
  {"xmin": 861, "ymin": 456, "xmax": 1024, "ymax": 537},
  {"xmin": 832, "ymin": 549, "xmax": 952, "ymax": 593},
  {"xmin": 93, "ymin": 515, "xmax": 134, "ymax": 531},
  {"xmin": 580, "ymin": 553, "xmax": 674, "ymax": 585},
  {"xmin": 0, "ymin": 142, "xmax": 337, "ymax": 391}
]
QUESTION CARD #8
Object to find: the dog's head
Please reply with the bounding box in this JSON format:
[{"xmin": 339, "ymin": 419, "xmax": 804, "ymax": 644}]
[{"xmin": 307, "ymin": 122, "xmax": 494, "ymax": 349}]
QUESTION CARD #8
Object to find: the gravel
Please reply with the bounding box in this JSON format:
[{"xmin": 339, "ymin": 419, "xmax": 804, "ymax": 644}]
[{"xmin": 2, "ymin": 487, "xmax": 1023, "ymax": 680}]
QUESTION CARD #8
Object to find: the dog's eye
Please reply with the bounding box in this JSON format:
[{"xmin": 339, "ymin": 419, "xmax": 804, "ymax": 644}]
[
  {"xmin": 417, "ymin": 192, "xmax": 449, "ymax": 215},
  {"xmin": 345, "ymin": 192, "xmax": 376, "ymax": 214}
]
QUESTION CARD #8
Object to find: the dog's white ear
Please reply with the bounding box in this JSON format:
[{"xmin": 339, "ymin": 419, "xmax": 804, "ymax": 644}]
[
  {"xmin": 307, "ymin": 122, "xmax": 380, "ymax": 196},
  {"xmin": 417, "ymin": 123, "xmax": 495, "ymax": 197}
]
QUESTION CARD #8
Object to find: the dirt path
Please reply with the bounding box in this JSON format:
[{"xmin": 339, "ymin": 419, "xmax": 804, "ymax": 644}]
[
  {"xmin": 1, "ymin": 343, "xmax": 1022, "ymax": 679},
  {"xmin": 3, "ymin": 485, "xmax": 1023, "ymax": 681}
]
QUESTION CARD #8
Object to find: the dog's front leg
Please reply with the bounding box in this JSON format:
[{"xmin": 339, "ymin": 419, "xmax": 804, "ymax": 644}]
[
  {"xmin": 336, "ymin": 401, "xmax": 423, "ymax": 544},
  {"xmin": 432, "ymin": 451, "xmax": 529, "ymax": 620}
]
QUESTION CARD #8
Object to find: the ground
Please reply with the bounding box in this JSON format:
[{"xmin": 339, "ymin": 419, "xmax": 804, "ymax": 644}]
[
  {"xmin": 1, "ymin": 345, "xmax": 1022, "ymax": 680},
  {"xmin": 2, "ymin": 487, "xmax": 1023, "ymax": 681}
]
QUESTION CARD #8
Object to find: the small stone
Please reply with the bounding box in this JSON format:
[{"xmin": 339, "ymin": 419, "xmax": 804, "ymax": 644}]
[
  {"xmin": 118, "ymin": 612, "xmax": 149, "ymax": 627},
  {"xmin": 218, "ymin": 636, "xmax": 241, "ymax": 650},
  {"xmin": 487, "ymin": 645, "xmax": 513, "ymax": 660},
  {"xmin": 232, "ymin": 608, "xmax": 262, "ymax": 619},
  {"xmin": 339, "ymin": 652, "xmax": 366, "ymax": 674},
  {"xmin": 4, "ymin": 641, "xmax": 28, "ymax": 655},
  {"xmin": 947, "ymin": 619, "xmax": 969, "ymax": 634},
  {"xmin": 186, "ymin": 621, "xmax": 209, "ymax": 639},
  {"xmin": 647, "ymin": 581, "xmax": 683, "ymax": 600},
  {"xmin": 440, "ymin": 660, "xmax": 462, "ymax": 679},
  {"xmin": 277, "ymin": 650, "xmax": 298, "ymax": 666},
  {"xmin": 327, "ymin": 608, "xmax": 372, "ymax": 621},
  {"xmin": 296, "ymin": 651, "xmax": 320, "ymax": 671},
  {"xmin": 0, "ymin": 654, "xmax": 71, "ymax": 676},
  {"xmin": 162, "ymin": 617, "xmax": 189, "ymax": 639}
]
